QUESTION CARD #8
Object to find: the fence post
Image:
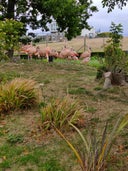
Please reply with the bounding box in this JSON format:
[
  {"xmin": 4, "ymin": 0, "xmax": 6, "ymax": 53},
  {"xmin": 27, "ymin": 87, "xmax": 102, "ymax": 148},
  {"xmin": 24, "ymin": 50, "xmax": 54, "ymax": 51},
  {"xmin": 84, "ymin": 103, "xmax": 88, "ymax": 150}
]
[{"xmin": 84, "ymin": 35, "xmax": 87, "ymax": 51}]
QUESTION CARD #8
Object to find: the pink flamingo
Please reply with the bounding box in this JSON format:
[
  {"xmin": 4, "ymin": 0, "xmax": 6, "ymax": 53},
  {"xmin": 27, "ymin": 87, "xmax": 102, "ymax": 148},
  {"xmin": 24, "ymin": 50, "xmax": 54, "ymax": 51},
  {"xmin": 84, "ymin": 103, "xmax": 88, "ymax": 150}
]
[
  {"xmin": 80, "ymin": 47, "xmax": 91, "ymax": 63},
  {"xmin": 59, "ymin": 47, "xmax": 78, "ymax": 60}
]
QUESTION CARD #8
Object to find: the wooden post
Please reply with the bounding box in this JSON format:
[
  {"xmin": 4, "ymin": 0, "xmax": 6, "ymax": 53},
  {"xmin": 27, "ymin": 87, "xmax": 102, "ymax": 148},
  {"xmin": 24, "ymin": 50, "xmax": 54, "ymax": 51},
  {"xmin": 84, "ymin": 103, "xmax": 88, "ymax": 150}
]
[
  {"xmin": 46, "ymin": 34, "xmax": 48, "ymax": 47},
  {"xmin": 84, "ymin": 35, "xmax": 87, "ymax": 51}
]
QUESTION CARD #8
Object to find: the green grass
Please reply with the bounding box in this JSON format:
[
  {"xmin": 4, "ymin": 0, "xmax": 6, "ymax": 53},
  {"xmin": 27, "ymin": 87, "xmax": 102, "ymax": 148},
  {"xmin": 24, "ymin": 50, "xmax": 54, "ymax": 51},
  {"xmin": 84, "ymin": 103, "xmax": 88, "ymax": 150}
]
[
  {"xmin": 0, "ymin": 59, "xmax": 128, "ymax": 171},
  {"xmin": 0, "ymin": 142, "xmax": 67, "ymax": 170},
  {"xmin": 89, "ymin": 56, "xmax": 104, "ymax": 68}
]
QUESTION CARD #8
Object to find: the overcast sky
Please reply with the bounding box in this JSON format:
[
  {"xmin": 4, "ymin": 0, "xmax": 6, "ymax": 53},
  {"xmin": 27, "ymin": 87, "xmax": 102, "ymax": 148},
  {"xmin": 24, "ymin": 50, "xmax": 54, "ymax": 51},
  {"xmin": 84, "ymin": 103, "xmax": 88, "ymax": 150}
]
[{"xmin": 88, "ymin": 0, "xmax": 128, "ymax": 36}]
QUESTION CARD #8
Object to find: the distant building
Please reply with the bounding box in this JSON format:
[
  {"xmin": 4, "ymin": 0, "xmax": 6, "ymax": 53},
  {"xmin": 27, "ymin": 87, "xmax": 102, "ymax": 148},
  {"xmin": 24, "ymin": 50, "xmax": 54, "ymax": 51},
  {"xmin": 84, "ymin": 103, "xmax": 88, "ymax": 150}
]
[
  {"xmin": 47, "ymin": 18, "xmax": 64, "ymax": 42},
  {"xmin": 81, "ymin": 27, "xmax": 97, "ymax": 38},
  {"xmin": 27, "ymin": 19, "xmax": 97, "ymax": 41},
  {"xmin": 47, "ymin": 19, "xmax": 58, "ymax": 33},
  {"xmin": 48, "ymin": 19, "xmax": 97, "ymax": 39}
]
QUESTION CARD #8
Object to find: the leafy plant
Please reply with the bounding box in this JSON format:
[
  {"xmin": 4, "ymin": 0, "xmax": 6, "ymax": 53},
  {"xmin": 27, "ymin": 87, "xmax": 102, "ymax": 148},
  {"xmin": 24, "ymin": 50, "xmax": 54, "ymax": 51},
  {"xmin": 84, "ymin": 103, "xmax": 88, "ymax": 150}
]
[
  {"xmin": 41, "ymin": 159, "xmax": 66, "ymax": 171},
  {"xmin": 54, "ymin": 113, "xmax": 128, "ymax": 171},
  {"xmin": 0, "ymin": 78, "xmax": 42, "ymax": 113},
  {"xmin": 40, "ymin": 95, "xmax": 85, "ymax": 130},
  {"xmin": 7, "ymin": 134, "xmax": 24, "ymax": 144},
  {"xmin": 109, "ymin": 22, "xmax": 123, "ymax": 46},
  {"xmin": 0, "ymin": 19, "xmax": 24, "ymax": 59},
  {"xmin": 104, "ymin": 22, "xmax": 128, "ymax": 73},
  {"xmin": 104, "ymin": 44, "xmax": 127, "ymax": 72}
]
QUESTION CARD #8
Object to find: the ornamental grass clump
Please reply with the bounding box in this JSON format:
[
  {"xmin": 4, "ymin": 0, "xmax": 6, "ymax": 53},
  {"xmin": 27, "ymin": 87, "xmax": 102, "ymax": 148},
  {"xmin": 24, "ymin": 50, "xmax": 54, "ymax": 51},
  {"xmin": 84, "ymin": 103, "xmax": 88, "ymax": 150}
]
[
  {"xmin": 0, "ymin": 78, "xmax": 42, "ymax": 113},
  {"xmin": 40, "ymin": 95, "xmax": 85, "ymax": 130}
]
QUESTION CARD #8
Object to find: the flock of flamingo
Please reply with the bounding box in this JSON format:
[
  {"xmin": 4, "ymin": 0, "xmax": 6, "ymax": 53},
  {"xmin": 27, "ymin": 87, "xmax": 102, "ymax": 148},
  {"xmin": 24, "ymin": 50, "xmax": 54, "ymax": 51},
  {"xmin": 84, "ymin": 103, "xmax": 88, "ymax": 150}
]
[{"xmin": 20, "ymin": 43, "xmax": 91, "ymax": 63}]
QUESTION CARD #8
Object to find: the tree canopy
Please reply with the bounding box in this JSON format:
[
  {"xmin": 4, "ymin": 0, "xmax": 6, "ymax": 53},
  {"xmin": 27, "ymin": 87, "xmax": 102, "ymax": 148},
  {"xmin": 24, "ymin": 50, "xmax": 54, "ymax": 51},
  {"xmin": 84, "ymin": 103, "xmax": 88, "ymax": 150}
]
[
  {"xmin": 0, "ymin": 0, "xmax": 97, "ymax": 40},
  {"xmin": 101, "ymin": 0, "xmax": 128, "ymax": 12},
  {"xmin": 0, "ymin": 0, "xmax": 127, "ymax": 39}
]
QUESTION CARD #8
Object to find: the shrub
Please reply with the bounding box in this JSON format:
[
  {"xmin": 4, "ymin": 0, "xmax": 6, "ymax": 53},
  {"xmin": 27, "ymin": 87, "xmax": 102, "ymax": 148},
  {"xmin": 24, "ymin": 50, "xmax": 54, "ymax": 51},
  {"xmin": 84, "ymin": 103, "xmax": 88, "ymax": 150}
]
[
  {"xmin": 103, "ymin": 22, "xmax": 128, "ymax": 73},
  {"xmin": 97, "ymin": 32, "xmax": 110, "ymax": 38},
  {"xmin": 0, "ymin": 78, "xmax": 42, "ymax": 113},
  {"xmin": 19, "ymin": 36, "xmax": 32, "ymax": 45},
  {"xmin": 104, "ymin": 44, "xmax": 127, "ymax": 72},
  {"xmin": 0, "ymin": 19, "xmax": 24, "ymax": 59},
  {"xmin": 40, "ymin": 95, "xmax": 85, "ymax": 131}
]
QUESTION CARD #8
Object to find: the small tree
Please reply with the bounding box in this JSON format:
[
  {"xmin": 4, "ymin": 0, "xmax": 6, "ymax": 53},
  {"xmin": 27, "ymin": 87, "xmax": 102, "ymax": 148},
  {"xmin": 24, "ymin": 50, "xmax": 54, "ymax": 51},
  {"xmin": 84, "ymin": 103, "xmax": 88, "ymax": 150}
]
[
  {"xmin": 104, "ymin": 22, "xmax": 125, "ymax": 71},
  {"xmin": 0, "ymin": 19, "xmax": 24, "ymax": 59},
  {"xmin": 109, "ymin": 22, "xmax": 123, "ymax": 45},
  {"xmin": 104, "ymin": 22, "xmax": 128, "ymax": 85}
]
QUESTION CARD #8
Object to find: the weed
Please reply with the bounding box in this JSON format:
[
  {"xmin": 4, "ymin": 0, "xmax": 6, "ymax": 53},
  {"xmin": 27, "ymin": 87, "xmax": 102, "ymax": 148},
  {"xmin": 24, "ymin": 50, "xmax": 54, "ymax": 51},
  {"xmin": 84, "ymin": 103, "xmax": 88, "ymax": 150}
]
[
  {"xmin": 94, "ymin": 87, "xmax": 102, "ymax": 91},
  {"xmin": 69, "ymin": 87, "xmax": 93, "ymax": 96},
  {"xmin": 43, "ymin": 79, "xmax": 50, "ymax": 84},
  {"xmin": 90, "ymin": 117, "xmax": 101, "ymax": 123},
  {"xmin": 40, "ymin": 159, "xmax": 66, "ymax": 171},
  {"xmin": 7, "ymin": 134, "xmax": 24, "ymax": 144},
  {"xmin": 0, "ymin": 160, "xmax": 11, "ymax": 169},
  {"xmin": 86, "ymin": 107, "xmax": 97, "ymax": 114}
]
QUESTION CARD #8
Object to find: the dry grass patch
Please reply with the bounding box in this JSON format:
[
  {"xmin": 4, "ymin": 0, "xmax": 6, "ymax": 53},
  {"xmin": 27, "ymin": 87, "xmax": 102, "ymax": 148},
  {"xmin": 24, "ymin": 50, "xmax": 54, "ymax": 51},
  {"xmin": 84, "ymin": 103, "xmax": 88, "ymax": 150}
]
[{"xmin": 38, "ymin": 37, "xmax": 128, "ymax": 52}]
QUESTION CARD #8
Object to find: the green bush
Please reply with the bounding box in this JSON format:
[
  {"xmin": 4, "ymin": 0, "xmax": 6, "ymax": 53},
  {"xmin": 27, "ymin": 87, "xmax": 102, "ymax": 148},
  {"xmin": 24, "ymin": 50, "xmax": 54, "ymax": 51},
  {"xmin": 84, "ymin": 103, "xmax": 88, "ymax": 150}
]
[
  {"xmin": 19, "ymin": 36, "xmax": 32, "ymax": 45},
  {"xmin": 0, "ymin": 78, "xmax": 42, "ymax": 113},
  {"xmin": 0, "ymin": 19, "xmax": 24, "ymax": 59},
  {"xmin": 97, "ymin": 32, "xmax": 110, "ymax": 38},
  {"xmin": 40, "ymin": 95, "xmax": 85, "ymax": 131},
  {"xmin": 103, "ymin": 22, "xmax": 128, "ymax": 73},
  {"xmin": 104, "ymin": 44, "xmax": 127, "ymax": 72}
]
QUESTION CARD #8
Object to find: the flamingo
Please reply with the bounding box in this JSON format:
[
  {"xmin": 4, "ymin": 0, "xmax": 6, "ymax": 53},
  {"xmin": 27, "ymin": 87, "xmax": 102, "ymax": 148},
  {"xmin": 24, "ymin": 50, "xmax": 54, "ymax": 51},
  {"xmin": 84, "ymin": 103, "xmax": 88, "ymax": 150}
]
[
  {"xmin": 80, "ymin": 47, "xmax": 91, "ymax": 63},
  {"xmin": 59, "ymin": 47, "xmax": 78, "ymax": 60},
  {"xmin": 20, "ymin": 44, "xmax": 39, "ymax": 60}
]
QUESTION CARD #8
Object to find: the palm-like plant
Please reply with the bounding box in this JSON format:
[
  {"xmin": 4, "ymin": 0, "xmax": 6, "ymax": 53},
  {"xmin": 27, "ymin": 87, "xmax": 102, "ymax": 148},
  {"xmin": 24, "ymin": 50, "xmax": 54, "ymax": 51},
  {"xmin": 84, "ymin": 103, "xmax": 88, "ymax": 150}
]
[{"xmin": 54, "ymin": 113, "xmax": 128, "ymax": 171}]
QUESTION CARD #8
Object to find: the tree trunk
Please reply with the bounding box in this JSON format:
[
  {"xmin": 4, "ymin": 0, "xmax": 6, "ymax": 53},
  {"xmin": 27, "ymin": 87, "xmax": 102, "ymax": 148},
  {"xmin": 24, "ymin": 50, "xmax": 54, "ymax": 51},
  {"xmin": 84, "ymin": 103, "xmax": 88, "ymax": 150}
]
[
  {"xmin": 6, "ymin": 0, "xmax": 16, "ymax": 59},
  {"xmin": 6, "ymin": 49, "xmax": 14, "ymax": 59},
  {"xmin": 103, "ymin": 71, "xmax": 128, "ymax": 89},
  {"xmin": 7, "ymin": 0, "xmax": 16, "ymax": 19},
  {"xmin": 112, "ymin": 72, "xmax": 128, "ymax": 86}
]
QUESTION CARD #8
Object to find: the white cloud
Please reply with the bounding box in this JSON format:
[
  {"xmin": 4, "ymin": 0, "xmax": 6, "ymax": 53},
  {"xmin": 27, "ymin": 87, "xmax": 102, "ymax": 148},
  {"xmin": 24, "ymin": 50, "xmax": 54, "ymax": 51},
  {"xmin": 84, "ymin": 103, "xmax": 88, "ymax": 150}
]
[{"xmin": 88, "ymin": 0, "xmax": 128, "ymax": 36}]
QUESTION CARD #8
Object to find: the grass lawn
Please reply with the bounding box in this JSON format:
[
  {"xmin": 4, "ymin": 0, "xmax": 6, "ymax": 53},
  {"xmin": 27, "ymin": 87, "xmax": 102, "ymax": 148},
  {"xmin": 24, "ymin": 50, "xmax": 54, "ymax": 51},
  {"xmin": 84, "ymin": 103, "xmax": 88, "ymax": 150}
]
[{"xmin": 0, "ymin": 58, "xmax": 128, "ymax": 171}]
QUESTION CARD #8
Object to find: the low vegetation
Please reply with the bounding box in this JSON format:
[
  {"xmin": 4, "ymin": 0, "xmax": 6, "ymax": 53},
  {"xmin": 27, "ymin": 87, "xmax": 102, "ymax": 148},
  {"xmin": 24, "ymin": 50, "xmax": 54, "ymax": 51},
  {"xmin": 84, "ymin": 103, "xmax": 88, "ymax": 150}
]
[
  {"xmin": 0, "ymin": 58, "xmax": 128, "ymax": 171},
  {"xmin": 40, "ymin": 95, "xmax": 85, "ymax": 131},
  {"xmin": 0, "ymin": 78, "xmax": 41, "ymax": 113},
  {"xmin": 55, "ymin": 114, "xmax": 128, "ymax": 171}
]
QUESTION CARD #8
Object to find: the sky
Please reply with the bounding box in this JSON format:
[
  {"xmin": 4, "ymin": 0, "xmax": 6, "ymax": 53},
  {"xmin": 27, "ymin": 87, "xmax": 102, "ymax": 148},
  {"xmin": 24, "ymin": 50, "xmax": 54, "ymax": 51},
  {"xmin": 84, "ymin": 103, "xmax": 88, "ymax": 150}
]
[{"xmin": 88, "ymin": 0, "xmax": 128, "ymax": 36}]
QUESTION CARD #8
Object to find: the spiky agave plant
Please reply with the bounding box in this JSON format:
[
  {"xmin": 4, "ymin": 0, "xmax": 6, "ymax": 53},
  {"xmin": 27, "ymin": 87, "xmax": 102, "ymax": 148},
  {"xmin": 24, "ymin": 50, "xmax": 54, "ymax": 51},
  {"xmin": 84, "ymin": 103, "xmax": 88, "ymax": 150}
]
[
  {"xmin": 54, "ymin": 113, "xmax": 128, "ymax": 171},
  {"xmin": 0, "ymin": 78, "xmax": 42, "ymax": 113}
]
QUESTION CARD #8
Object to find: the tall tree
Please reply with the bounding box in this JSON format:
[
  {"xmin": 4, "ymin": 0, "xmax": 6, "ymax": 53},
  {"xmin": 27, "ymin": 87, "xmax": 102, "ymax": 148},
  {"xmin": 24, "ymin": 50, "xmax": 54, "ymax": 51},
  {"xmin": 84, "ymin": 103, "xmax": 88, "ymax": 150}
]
[
  {"xmin": 101, "ymin": 0, "xmax": 128, "ymax": 12},
  {"xmin": 0, "ymin": 0, "xmax": 97, "ymax": 40}
]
